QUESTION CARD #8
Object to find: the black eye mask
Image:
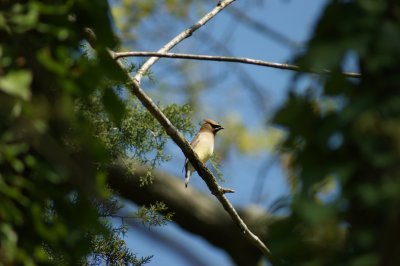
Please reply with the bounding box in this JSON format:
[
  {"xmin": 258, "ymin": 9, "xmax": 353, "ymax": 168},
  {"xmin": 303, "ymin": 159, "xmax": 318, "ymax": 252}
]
[{"xmin": 211, "ymin": 124, "xmax": 224, "ymax": 130}]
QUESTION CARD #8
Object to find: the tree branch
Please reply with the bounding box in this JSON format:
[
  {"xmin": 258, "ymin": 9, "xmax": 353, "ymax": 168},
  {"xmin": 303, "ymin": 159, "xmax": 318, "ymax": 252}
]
[
  {"xmin": 115, "ymin": 51, "xmax": 362, "ymax": 78},
  {"xmin": 112, "ymin": 56, "xmax": 271, "ymax": 255},
  {"xmin": 84, "ymin": 0, "xmax": 271, "ymax": 256},
  {"xmin": 134, "ymin": 0, "xmax": 236, "ymax": 83},
  {"xmin": 107, "ymin": 164, "xmax": 273, "ymax": 265}
]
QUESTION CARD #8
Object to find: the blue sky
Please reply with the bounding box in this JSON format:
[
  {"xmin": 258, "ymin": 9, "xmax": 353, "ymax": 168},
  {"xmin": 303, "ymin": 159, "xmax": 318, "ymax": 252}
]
[{"xmin": 113, "ymin": 1, "xmax": 330, "ymax": 265}]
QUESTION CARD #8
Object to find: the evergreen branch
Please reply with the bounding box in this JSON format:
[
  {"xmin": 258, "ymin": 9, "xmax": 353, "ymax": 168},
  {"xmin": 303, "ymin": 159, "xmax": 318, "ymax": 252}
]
[{"xmin": 114, "ymin": 51, "xmax": 362, "ymax": 78}]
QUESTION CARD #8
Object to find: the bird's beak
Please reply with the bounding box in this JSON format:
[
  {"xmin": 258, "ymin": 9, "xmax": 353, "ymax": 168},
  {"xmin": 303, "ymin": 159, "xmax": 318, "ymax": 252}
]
[{"xmin": 216, "ymin": 126, "xmax": 224, "ymax": 131}]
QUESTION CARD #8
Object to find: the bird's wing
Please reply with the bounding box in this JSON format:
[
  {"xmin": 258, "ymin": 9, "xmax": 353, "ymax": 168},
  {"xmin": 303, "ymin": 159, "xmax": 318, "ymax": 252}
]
[
  {"xmin": 190, "ymin": 133, "xmax": 201, "ymax": 149},
  {"xmin": 184, "ymin": 133, "xmax": 201, "ymax": 170}
]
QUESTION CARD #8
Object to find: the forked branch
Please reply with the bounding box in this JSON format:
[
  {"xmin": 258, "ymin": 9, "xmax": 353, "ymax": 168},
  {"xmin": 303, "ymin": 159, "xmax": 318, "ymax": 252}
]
[{"xmin": 134, "ymin": 0, "xmax": 237, "ymax": 83}]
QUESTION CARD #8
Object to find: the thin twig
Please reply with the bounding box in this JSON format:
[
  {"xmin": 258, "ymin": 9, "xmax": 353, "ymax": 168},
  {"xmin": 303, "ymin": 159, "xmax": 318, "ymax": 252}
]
[
  {"xmin": 115, "ymin": 51, "xmax": 362, "ymax": 78},
  {"xmin": 134, "ymin": 0, "xmax": 236, "ymax": 83},
  {"xmin": 220, "ymin": 187, "xmax": 236, "ymax": 194}
]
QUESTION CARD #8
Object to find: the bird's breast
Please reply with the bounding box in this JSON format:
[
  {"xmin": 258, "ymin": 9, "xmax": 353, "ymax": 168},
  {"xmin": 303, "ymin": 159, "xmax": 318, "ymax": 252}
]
[{"xmin": 193, "ymin": 133, "xmax": 214, "ymax": 163}]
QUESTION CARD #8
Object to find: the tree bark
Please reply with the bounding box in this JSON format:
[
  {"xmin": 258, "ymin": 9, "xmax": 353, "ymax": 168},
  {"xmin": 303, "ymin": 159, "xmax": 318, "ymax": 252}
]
[{"xmin": 107, "ymin": 164, "xmax": 273, "ymax": 266}]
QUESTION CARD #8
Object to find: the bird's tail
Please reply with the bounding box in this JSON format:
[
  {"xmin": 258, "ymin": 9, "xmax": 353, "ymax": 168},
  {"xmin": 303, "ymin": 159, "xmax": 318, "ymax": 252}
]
[{"xmin": 184, "ymin": 169, "xmax": 191, "ymax": 188}]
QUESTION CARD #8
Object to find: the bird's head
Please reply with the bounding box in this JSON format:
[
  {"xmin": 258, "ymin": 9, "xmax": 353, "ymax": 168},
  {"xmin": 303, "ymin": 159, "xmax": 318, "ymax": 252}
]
[{"xmin": 201, "ymin": 118, "xmax": 224, "ymax": 135}]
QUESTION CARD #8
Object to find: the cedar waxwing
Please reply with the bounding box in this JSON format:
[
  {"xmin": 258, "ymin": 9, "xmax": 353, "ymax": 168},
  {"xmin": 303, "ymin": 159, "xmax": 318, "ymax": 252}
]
[{"xmin": 184, "ymin": 119, "xmax": 224, "ymax": 188}]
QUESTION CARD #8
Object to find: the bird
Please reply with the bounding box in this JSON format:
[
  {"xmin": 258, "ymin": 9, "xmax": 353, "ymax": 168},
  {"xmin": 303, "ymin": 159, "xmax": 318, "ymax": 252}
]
[{"xmin": 184, "ymin": 119, "xmax": 224, "ymax": 188}]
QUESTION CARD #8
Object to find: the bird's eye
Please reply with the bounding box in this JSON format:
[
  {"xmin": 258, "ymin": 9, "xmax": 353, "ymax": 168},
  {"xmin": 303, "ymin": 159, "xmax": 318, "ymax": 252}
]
[{"xmin": 212, "ymin": 124, "xmax": 220, "ymax": 128}]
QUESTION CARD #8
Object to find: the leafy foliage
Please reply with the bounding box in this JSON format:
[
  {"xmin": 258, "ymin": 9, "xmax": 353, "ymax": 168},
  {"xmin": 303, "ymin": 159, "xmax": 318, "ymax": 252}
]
[
  {"xmin": 0, "ymin": 1, "xmax": 192, "ymax": 265},
  {"xmin": 270, "ymin": 1, "xmax": 400, "ymax": 265},
  {"xmin": 0, "ymin": 0, "xmax": 117, "ymax": 264}
]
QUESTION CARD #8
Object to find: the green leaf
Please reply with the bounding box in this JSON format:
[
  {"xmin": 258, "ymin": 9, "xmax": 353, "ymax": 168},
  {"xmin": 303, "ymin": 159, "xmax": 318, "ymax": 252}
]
[{"xmin": 0, "ymin": 71, "xmax": 32, "ymax": 100}]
